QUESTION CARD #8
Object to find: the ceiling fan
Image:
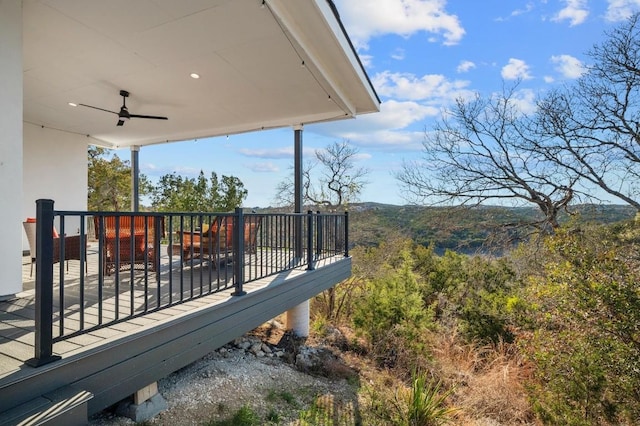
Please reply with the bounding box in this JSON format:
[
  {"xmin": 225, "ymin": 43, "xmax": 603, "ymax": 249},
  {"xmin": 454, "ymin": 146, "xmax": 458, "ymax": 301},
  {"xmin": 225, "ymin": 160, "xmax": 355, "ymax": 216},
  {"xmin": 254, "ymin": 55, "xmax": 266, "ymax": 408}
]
[{"xmin": 79, "ymin": 90, "xmax": 168, "ymax": 126}]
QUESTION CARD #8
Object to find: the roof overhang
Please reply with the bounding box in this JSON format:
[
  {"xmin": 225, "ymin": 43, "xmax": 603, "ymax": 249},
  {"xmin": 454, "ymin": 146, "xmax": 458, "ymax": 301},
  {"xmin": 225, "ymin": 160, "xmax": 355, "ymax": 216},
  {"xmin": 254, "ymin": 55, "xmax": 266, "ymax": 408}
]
[{"xmin": 23, "ymin": 0, "xmax": 380, "ymax": 149}]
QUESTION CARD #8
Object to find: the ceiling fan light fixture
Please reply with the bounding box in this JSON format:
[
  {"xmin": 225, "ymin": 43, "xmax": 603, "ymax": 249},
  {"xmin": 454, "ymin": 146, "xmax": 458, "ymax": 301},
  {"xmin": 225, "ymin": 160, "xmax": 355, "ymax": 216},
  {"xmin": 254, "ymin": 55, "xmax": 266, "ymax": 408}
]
[{"xmin": 119, "ymin": 105, "xmax": 131, "ymax": 121}]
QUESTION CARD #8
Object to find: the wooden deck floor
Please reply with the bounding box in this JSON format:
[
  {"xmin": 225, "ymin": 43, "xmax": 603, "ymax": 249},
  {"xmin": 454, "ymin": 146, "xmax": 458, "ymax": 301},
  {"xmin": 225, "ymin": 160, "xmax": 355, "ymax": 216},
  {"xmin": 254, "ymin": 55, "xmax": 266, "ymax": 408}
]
[{"xmin": 0, "ymin": 243, "xmax": 343, "ymax": 379}]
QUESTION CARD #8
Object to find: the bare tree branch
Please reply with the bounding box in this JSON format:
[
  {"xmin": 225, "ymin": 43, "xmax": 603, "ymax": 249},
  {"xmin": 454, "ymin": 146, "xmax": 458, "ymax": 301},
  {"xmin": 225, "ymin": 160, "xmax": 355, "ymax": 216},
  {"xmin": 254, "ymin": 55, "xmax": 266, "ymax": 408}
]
[
  {"xmin": 396, "ymin": 84, "xmax": 582, "ymax": 231},
  {"xmin": 535, "ymin": 14, "xmax": 640, "ymax": 210},
  {"xmin": 273, "ymin": 140, "xmax": 369, "ymax": 210}
]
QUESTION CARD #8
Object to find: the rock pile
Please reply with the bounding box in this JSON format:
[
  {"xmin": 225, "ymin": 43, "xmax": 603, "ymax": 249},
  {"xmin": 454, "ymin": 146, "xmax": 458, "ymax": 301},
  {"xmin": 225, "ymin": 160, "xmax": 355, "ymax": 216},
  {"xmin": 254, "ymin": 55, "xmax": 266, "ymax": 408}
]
[
  {"xmin": 219, "ymin": 336, "xmax": 286, "ymax": 359},
  {"xmin": 215, "ymin": 332, "xmax": 353, "ymax": 381}
]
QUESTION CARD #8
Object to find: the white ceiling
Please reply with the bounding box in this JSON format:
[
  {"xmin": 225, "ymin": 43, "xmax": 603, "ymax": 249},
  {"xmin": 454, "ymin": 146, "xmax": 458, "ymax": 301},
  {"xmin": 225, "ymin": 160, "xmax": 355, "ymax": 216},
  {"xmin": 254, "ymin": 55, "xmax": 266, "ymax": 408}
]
[{"xmin": 22, "ymin": 0, "xmax": 380, "ymax": 149}]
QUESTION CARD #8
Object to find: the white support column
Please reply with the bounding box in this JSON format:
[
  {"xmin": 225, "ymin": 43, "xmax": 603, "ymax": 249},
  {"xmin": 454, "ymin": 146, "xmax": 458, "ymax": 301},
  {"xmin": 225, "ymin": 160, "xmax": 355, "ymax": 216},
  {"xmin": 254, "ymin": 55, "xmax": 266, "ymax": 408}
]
[
  {"xmin": 131, "ymin": 145, "xmax": 140, "ymax": 212},
  {"xmin": 0, "ymin": 1, "xmax": 24, "ymax": 298},
  {"xmin": 286, "ymin": 124, "xmax": 310, "ymax": 337},
  {"xmin": 286, "ymin": 300, "xmax": 310, "ymax": 337}
]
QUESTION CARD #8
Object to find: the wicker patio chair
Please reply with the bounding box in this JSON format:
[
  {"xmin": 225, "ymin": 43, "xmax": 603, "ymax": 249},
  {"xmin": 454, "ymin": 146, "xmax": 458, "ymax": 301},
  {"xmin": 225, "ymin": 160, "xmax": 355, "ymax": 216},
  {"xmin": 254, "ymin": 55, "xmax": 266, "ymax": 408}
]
[
  {"xmin": 176, "ymin": 215, "xmax": 262, "ymax": 268},
  {"xmin": 23, "ymin": 221, "xmax": 87, "ymax": 277},
  {"xmin": 93, "ymin": 215, "xmax": 165, "ymax": 276}
]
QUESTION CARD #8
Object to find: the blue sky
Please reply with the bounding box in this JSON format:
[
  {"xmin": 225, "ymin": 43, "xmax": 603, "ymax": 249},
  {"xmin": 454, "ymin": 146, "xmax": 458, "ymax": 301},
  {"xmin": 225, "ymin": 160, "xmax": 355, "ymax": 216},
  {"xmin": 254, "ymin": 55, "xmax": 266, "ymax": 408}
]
[{"xmin": 139, "ymin": 0, "xmax": 640, "ymax": 208}]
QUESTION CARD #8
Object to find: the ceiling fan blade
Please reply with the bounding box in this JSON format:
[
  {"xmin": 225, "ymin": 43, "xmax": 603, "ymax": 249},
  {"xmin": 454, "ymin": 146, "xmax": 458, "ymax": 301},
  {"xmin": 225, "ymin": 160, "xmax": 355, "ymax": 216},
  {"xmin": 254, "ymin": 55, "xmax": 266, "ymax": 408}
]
[
  {"xmin": 79, "ymin": 104, "xmax": 118, "ymax": 115},
  {"xmin": 80, "ymin": 91, "xmax": 168, "ymax": 126},
  {"xmin": 129, "ymin": 114, "xmax": 168, "ymax": 120}
]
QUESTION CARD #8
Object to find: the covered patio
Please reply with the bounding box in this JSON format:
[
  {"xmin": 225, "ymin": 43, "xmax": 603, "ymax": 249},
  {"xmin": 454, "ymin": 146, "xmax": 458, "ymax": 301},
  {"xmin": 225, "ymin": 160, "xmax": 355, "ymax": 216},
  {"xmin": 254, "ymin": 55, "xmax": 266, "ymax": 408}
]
[
  {"xmin": 0, "ymin": 0, "xmax": 378, "ymax": 423},
  {"xmin": 1, "ymin": 0, "xmax": 379, "ymax": 298}
]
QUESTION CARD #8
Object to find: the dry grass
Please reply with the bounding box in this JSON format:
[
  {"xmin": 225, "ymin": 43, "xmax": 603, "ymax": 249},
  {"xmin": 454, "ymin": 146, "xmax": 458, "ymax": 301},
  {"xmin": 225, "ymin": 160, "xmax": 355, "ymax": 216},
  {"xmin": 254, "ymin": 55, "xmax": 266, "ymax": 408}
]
[
  {"xmin": 431, "ymin": 331, "xmax": 535, "ymax": 425},
  {"xmin": 292, "ymin": 320, "xmax": 537, "ymax": 425}
]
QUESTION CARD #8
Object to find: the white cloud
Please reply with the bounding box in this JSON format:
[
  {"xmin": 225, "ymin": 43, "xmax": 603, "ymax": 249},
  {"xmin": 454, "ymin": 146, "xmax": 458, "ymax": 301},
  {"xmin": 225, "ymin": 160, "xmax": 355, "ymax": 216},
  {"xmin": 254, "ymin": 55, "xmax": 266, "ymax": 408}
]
[
  {"xmin": 247, "ymin": 162, "xmax": 279, "ymax": 173},
  {"xmin": 552, "ymin": 0, "xmax": 589, "ymax": 26},
  {"xmin": 348, "ymin": 129, "xmax": 426, "ymax": 150},
  {"xmin": 501, "ymin": 58, "xmax": 533, "ymax": 80},
  {"xmin": 496, "ymin": 2, "xmax": 535, "ymax": 21},
  {"xmin": 314, "ymin": 148, "xmax": 372, "ymax": 162},
  {"xmin": 457, "ymin": 60, "xmax": 476, "ymax": 73},
  {"xmin": 550, "ymin": 54, "xmax": 585, "ymax": 78},
  {"xmin": 238, "ymin": 147, "xmax": 293, "ymax": 159},
  {"xmin": 358, "ymin": 53, "xmax": 374, "ymax": 68},
  {"xmin": 375, "ymin": 99, "xmax": 440, "ymax": 127},
  {"xmin": 334, "ymin": 0, "xmax": 465, "ymax": 48},
  {"xmin": 509, "ymin": 88, "xmax": 537, "ymax": 115},
  {"xmin": 391, "ymin": 48, "xmax": 405, "ymax": 60},
  {"xmin": 511, "ymin": 2, "xmax": 535, "ymax": 17},
  {"xmin": 354, "ymin": 152, "xmax": 373, "ymax": 161},
  {"xmin": 337, "ymin": 100, "xmax": 438, "ymax": 131},
  {"xmin": 309, "ymin": 100, "xmax": 436, "ymax": 150},
  {"xmin": 605, "ymin": 0, "xmax": 640, "ymax": 22},
  {"xmin": 373, "ymin": 71, "xmax": 473, "ymax": 102},
  {"xmin": 307, "ymin": 71, "xmax": 477, "ymax": 150},
  {"xmin": 141, "ymin": 163, "xmax": 202, "ymax": 178},
  {"xmin": 544, "ymin": 75, "xmax": 555, "ymax": 83}
]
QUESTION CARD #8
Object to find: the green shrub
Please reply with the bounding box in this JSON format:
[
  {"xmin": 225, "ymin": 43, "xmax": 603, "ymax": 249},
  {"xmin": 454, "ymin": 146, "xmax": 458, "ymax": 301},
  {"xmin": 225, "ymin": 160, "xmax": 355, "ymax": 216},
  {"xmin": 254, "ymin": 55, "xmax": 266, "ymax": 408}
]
[
  {"xmin": 413, "ymin": 246, "xmax": 518, "ymax": 344},
  {"xmin": 365, "ymin": 370, "xmax": 458, "ymax": 425},
  {"xmin": 524, "ymin": 223, "xmax": 640, "ymax": 424},
  {"xmin": 403, "ymin": 373, "xmax": 458, "ymax": 425},
  {"xmin": 208, "ymin": 405, "xmax": 260, "ymax": 426},
  {"xmin": 352, "ymin": 250, "xmax": 436, "ymax": 366},
  {"xmin": 265, "ymin": 408, "xmax": 279, "ymax": 423}
]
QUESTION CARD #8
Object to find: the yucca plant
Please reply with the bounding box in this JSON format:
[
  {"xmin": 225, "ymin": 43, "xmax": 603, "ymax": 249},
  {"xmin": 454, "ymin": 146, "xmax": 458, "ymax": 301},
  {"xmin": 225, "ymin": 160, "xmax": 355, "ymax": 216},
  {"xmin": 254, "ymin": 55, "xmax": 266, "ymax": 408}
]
[{"xmin": 397, "ymin": 371, "xmax": 458, "ymax": 426}]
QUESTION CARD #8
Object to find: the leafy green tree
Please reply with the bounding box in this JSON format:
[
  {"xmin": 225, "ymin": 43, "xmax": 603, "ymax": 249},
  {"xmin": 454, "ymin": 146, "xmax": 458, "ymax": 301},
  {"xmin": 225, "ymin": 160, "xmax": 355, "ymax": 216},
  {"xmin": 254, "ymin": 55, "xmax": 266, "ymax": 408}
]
[
  {"xmin": 219, "ymin": 175, "xmax": 248, "ymax": 212},
  {"xmin": 88, "ymin": 146, "xmax": 152, "ymax": 211},
  {"xmin": 150, "ymin": 170, "xmax": 247, "ymax": 212}
]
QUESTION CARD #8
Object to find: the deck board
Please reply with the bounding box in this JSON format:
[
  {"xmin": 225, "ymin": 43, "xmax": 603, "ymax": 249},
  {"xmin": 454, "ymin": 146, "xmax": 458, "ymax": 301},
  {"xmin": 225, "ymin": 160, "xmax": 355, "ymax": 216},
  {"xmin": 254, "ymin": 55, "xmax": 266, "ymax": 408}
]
[{"xmin": 0, "ymin": 336, "xmax": 33, "ymax": 362}]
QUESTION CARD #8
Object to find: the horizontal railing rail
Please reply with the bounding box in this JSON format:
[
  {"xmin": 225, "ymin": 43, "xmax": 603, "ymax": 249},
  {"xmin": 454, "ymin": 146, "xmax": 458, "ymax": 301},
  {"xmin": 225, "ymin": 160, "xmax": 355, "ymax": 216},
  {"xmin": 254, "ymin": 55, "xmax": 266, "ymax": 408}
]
[{"xmin": 27, "ymin": 199, "xmax": 348, "ymax": 367}]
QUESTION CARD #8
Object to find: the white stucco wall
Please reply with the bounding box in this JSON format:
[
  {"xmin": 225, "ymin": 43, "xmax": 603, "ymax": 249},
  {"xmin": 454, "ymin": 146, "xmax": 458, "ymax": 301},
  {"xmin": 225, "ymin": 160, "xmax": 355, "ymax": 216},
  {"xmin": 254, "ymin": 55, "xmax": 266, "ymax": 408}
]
[
  {"xmin": 1, "ymin": 0, "xmax": 24, "ymax": 297},
  {"xmin": 22, "ymin": 123, "xmax": 88, "ymax": 251}
]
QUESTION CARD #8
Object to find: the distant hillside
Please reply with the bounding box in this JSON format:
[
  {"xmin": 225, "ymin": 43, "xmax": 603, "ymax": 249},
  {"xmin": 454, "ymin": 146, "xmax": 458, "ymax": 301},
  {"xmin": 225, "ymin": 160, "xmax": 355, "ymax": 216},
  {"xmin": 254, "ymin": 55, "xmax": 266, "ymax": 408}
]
[{"xmin": 348, "ymin": 203, "xmax": 637, "ymax": 254}]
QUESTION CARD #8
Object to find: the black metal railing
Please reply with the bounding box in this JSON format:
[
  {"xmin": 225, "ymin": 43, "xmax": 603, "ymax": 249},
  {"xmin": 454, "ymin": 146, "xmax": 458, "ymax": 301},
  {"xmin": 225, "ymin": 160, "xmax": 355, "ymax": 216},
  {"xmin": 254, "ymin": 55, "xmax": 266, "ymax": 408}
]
[{"xmin": 26, "ymin": 199, "xmax": 348, "ymax": 367}]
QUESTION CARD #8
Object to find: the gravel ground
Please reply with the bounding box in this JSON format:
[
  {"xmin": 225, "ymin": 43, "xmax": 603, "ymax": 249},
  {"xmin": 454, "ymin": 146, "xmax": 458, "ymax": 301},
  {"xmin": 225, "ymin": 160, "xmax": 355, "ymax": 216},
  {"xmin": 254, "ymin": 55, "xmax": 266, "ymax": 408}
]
[{"xmin": 89, "ymin": 324, "xmax": 360, "ymax": 425}]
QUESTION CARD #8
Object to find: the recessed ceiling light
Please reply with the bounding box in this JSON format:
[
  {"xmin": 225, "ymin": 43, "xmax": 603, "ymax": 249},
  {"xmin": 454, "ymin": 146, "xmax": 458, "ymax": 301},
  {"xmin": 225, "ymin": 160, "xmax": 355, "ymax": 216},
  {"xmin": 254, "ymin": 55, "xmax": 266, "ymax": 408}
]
[
  {"xmin": 190, "ymin": 73, "xmax": 200, "ymax": 79},
  {"xmin": 68, "ymin": 102, "xmax": 78, "ymax": 107}
]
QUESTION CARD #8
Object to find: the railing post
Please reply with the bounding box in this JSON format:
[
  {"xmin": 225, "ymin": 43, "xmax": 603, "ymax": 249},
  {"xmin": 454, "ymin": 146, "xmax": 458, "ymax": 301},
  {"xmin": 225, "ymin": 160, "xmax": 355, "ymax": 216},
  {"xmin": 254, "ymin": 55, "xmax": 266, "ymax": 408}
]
[
  {"xmin": 316, "ymin": 211, "xmax": 322, "ymax": 257},
  {"xmin": 306, "ymin": 210, "xmax": 314, "ymax": 270},
  {"xmin": 344, "ymin": 211, "xmax": 349, "ymax": 257},
  {"xmin": 294, "ymin": 215, "xmax": 304, "ymax": 260},
  {"xmin": 26, "ymin": 199, "xmax": 61, "ymax": 367},
  {"xmin": 96, "ymin": 215, "xmax": 105, "ymax": 283},
  {"xmin": 232, "ymin": 208, "xmax": 246, "ymax": 296}
]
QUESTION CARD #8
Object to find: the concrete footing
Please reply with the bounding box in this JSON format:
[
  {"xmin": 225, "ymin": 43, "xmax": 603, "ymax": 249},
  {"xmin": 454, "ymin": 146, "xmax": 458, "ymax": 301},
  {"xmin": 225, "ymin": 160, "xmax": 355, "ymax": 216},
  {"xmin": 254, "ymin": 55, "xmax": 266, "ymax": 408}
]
[{"xmin": 116, "ymin": 382, "xmax": 167, "ymax": 422}]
